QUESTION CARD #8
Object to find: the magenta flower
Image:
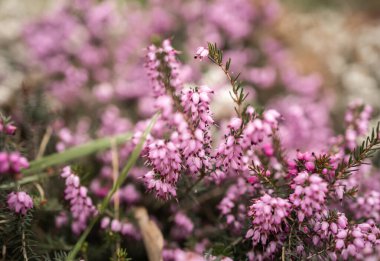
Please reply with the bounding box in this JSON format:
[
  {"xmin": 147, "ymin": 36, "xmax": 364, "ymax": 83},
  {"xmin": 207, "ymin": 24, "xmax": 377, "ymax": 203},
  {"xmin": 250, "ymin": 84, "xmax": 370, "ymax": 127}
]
[
  {"xmin": 7, "ymin": 191, "xmax": 33, "ymax": 215},
  {"xmin": 61, "ymin": 166, "xmax": 97, "ymax": 234},
  {"xmin": 194, "ymin": 46, "xmax": 209, "ymax": 60},
  {"xmin": 246, "ymin": 194, "xmax": 291, "ymax": 259},
  {"xmin": 0, "ymin": 119, "xmax": 17, "ymax": 135},
  {"xmin": 290, "ymin": 172, "xmax": 328, "ymax": 222},
  {"xmin": 0, "ymin": 151, "xmax": 29, "ymax": 175}
]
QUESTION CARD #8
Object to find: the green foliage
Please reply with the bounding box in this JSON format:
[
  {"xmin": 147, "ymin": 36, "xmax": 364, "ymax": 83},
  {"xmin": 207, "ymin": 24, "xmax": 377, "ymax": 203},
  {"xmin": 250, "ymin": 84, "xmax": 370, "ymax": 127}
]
[
  {"xmin": 207, "ymin": 42, "xmax": 248, "ymax": 117},
  {"xmin": 110, "ymin": 248, "xmax": 131, "ymax": 261},
  {"xmin": 335, "ymin": 122, "xmax": 380, "ymax": 181}
]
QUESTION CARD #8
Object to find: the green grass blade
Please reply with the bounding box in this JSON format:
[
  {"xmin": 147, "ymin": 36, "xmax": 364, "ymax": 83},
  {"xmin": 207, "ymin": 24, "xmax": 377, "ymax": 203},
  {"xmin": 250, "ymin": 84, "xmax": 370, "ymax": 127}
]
[{"xmin": 22, "ymin": 133, "xmax": 133, "ymax": 176}]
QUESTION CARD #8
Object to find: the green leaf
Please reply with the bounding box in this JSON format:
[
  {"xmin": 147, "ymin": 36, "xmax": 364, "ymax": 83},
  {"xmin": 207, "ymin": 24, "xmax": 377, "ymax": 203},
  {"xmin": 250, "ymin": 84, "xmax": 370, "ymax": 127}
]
[
  {"xmin": 226, "ymin": 58, "xmax": 231, "ymax": 71},
  {"xmin": 66, "ymin": 113, "xmax": 159, "ymax": 261},
  {"xmin": 22, "ymin": 132, "xmax": 133, "ymax": 176}
]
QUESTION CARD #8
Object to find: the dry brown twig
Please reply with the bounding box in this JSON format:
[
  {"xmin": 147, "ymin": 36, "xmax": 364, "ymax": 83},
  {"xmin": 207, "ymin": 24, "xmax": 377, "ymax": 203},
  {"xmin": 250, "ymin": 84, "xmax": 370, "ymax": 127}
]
[{"xmin": 134, "ymin": 207, "xmax": 164, "ymax": 261}]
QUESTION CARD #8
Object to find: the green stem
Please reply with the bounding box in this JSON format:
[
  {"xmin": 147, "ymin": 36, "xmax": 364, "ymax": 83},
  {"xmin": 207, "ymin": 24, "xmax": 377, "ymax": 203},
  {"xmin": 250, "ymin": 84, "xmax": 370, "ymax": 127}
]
[
  {"xmin": 22, "ymin": 132, "xmax": 133, "ymax": 176},
  {"xmin": 0, "ymin": 172, "xmax": 55, "ymax": 189},
  {"xmin": 66, "ymin": 113, "xmax": 159, "ymax": 261}
]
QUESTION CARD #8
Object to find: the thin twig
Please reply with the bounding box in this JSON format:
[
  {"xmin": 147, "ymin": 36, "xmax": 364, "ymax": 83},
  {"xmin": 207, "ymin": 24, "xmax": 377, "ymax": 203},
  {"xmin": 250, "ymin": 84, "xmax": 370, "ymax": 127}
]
[
  {"xmin": 36, "ymin": 126, "xmax": 52, "ymax": 159},
  {"xmin": 21, "ymin": 225, "xmax": 28, "ymax": 261},
  {"xmin": 2, "ymin": 245, "xmax": 6, "ymax": 261},
  {"xmin": 33, "ymin": 183, "xmax": 45, "ymax": 202},
  {"xmin": 181, "ymin": 172, "xmax": 206, "ymax": 199},
  {"xmin": 111, "ymin": 139, "xmax": 121, "ymax": 256}
]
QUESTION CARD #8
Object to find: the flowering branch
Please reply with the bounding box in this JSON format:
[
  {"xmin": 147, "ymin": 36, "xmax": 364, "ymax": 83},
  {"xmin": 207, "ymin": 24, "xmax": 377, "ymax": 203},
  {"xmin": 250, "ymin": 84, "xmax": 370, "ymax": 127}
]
[
  {"xmin": 335, "ymin": 122, "xmax": 380, "ymax": 181},
  {"xmin": 207, "ymin": 43, "xmax": 248, "ymax": 117}
]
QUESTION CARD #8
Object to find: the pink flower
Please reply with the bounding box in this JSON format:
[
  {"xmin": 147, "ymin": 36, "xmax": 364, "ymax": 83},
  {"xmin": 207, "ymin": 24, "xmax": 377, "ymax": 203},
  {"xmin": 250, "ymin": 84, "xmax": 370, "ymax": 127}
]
[
  {"xmin": 7, "ymin": 191, "xmax": 33, "ymax": 215},
  {"xmin": 61, "ymin": 166, "xmax": 97, "ymax": 234},
  {"xmin": 171, "ymin": 212, "xmax": 194, "ymax": 240},
  {"xmin": 247, "ymin": 194, "xmax": 291, "ymax": 245},
  {"xmin": 194, "ymin": 46, "xmax": 209, "ymax": 60},
  {"xmin": 0, "ymin": 151, "xmax": 29, "ymax": 175},
  {"xmin": 290, "ymin": 172, "xmax": 328, "ymax": 221}
]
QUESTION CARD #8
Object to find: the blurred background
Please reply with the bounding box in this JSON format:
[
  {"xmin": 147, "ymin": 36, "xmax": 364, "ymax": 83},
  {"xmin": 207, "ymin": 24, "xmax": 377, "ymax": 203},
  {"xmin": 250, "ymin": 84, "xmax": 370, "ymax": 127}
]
[{"xmin": 1, "ymin": 0, "xmax": 380, "ymax": 104}]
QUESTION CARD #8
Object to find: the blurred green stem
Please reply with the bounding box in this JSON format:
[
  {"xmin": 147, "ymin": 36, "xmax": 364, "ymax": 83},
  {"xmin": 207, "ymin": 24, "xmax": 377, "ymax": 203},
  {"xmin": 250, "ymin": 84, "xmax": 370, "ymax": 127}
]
[{"xmin": 22, "ymin": 132, "xmax": 133, "ymax": 176}]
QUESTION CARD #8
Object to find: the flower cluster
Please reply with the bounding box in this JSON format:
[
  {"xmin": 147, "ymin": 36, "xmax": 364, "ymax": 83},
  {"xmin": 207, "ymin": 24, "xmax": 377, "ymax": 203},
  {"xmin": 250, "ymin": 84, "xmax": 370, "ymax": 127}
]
[
  {"xmin": 351, "ymin": 191, "xmax": 380, "ymax": 222},
  {"xmin": 287, "ymin": 152, "xmax": 316, "ymax": 176},
  {"xmin": 0, "ymin": 119, "xmax": 16, "ymax": 135},
  {"xmin": 170, "ymin": 212, "xmax": 194, "ymax": 240},
  {"xmin": 0, "ymin": 151, "xmax": 29, "ymax": 175},
  {"xmin": 61, "ymin": 166, "xmax": 97, "ymax": 234},
  {"xmin": 56, "ymin": 119, "xmax": 90, "ymax": 152},
  {"xmin": 218, "ymin": 178, "xmax": 253, "ymax": 233},
  {"xmin": 246, "ymin": 194, "xmax": 291, "ymax": 245},
  {"xmin": 310, "ymin": 212, "xmax": 348, "ymax": 249},
  {"xmin": 143, "ymin": 140, "xmax": 181, "ymax": 200},
  {"xmin": 7, "ymin": 191, "xmax": 33, "ymax": 215},
  {"xmin": 344, "ymin": 101, "xmax": 372, "ymax": 150},
  {"xmin": 100, "ymin": 217, "xmax": 141, "ymax": 240},
  {"xmin": 179, "ymin": 86, "xmax": 214, "ymax": 174},
  {"xmin": 290, "ymin": 172, "xmax": 328, "ymax": 222},
  {"xmin": 145, "ymin": 39, "xmax": 182, "ymax": 97},
  {"xmin": 334, "ymin": 222, "xmax": 380, "ymax": 260}
]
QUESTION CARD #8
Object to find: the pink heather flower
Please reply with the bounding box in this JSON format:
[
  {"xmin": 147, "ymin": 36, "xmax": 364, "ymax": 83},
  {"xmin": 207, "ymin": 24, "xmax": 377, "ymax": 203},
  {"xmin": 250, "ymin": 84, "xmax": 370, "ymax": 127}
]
[
  {"xmin": 270, "ymin": 96, "xmax": 332, "ymax": 155},
  {"xmin": 100, "ymin": 216, "xmax": 141, "ymax": 240},
  {"xmin": 333, "ymin": 223, "xmax": 380, "ymax": 259},
  {"xmin": 101, "ymin": 217, "xmax": 111, "ymax": 229},
  {"xmin": 144, "ymin": 140, "xmax": 182, "ymax": 183},
  {"xmin": 0, "ymin": 119, "xmax": 17, "ymax": 135},
  {"xmin": 163, "ymin": 248, "xmax": 205, "ymax": 261},
  {"xmin": 344, "ymin": 101, "xmax": 372, "ymax": 150},
  {"xmin": 143, "ymin": 171, "xmax": 177, "ymax": 200},
  {"xmin": 0, "ymin": 151, "xmax": 29, "ymax": 175},
  {"xmin": 97, "ymin": 106, "xmax": 131, "ymax": 137},
  {"xmin": 145, "ymin": 39, "xmax": 182, "ymax": 97},
  {"xmin": 242, "ymin": 110, "xmax": 280, "ymax": 149},
  {"xmin": 56, "ymin": 119, "xmax": 90, "ymax": 152},
  {"xmin": 178, "ymin": 86, "xmax": 214, "ymax": 174},
  {"xmin": 194, "ymin": 46, "xmax": 209, "ymax": 60},
  {"xmin": 93, "ymin": 82, "xmax": 114, "ymax": 103},
  {"xmin": 120, "ymin": 222, "xmax": 141, "ymax": 240},
  {"xmin": 287, "ymin": 152, "xmax": 316, "ymax": 176},
  {"xmin": 219, "ymin": 178, "xmax": 253, "ymax": 233},
  {"xmin": 55, "ymin": 211, "xmax": 68, "ymax": 228},
  {"xmin": 214, "ymin": 131, "xmax": 244, "ymax": 174},
  {"xmin": 181, "ymin": 85, "xmax": 214, "ymax": 130},
  {"xmin": 7, "ymin": 191, "xmax": 33, "ymax": 215},
  {"xmin": 111, "ymin": 219, "xmax": 122, "ymax": 232},
  {"xmin": 352, "ymin": 191, "xmax": 380, "ymax": 222},
  {"xmin": 61, "ymin": 166, "xmax": 97, "ymax": 234},
  {"xmin": 119, "ymin": 184, "xmax": 141, "ymax": 204},
  {"xmin": 262, "ymin": 109, "xmax": 281, "ymax": 130},
  {"xmin": 262, "ymin": 143, "xmax": 274, "ymax": 157},
  {"xmin": 249, "ymin": 66, "xmax": 276, "ymax": 89},
  {"xmin": 246, "ymin": 194, "xmax": 291, "ymax": 247},
  {"xmin": 290, "ymin": 172, "xmax": 328, "ymax": 221},
  {"xmin": 311, "ymin": 212, "xmax": 348, "ymax": 247},
  {"xmin": 171, "ymin": 212, "xmax": 194, "ymax": 240}
]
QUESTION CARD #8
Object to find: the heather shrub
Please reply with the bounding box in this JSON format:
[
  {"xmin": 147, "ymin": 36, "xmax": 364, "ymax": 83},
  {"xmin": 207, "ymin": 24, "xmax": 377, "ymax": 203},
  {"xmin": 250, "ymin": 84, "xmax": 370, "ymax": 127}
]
[{"xmin": 1, "ymin": 0, "xmax": 380, "ymax": 261}]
